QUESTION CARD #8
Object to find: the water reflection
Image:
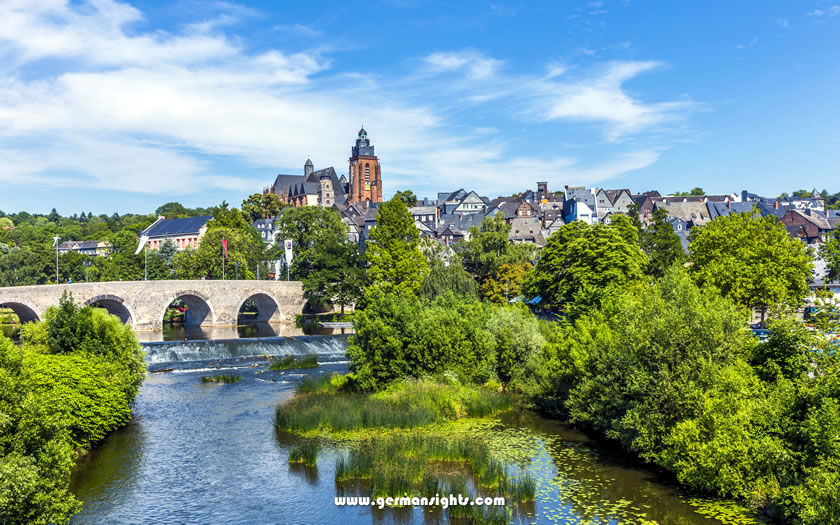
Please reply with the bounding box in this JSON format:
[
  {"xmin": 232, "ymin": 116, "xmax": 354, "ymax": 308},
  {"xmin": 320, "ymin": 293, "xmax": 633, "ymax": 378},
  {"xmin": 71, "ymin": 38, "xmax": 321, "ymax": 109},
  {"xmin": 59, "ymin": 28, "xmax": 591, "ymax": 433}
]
[
  {"xmin": 1, "ymin": 324, "xmax": 20, "ymax": 340},
  {"xmin": 135, "ymin": 322, "xmax": 353, "ymax": 343}
]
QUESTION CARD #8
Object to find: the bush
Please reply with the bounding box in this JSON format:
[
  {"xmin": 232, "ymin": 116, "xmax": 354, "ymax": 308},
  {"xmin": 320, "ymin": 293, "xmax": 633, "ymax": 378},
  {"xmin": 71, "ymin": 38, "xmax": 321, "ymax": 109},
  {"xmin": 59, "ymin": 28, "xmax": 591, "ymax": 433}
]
[
  {"xmin": 347, "ymin": 292, "xmax": 496, "ymax": 391},
  {"xmin": 0, "ymin": 293, "xmax": 146, "ymax": 524}
]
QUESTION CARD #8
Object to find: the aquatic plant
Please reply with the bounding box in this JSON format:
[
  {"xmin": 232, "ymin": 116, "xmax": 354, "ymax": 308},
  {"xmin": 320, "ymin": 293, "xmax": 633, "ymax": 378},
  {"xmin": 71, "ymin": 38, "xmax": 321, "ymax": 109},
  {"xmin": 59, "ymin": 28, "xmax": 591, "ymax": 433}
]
[
  {"xmin": 288, "ymin": 441, "xmax": 319, "ymax": 466},
  {"xmin": 201, "ymin": 374, "xmax": 242, "ymax": 384},
  {"xmin": 268, "ymin": 354, "xmax": 318, "ymax": 371},
  {"xmin": 275, "ymin": 379, "xmax": 511, "ymax": 435}
]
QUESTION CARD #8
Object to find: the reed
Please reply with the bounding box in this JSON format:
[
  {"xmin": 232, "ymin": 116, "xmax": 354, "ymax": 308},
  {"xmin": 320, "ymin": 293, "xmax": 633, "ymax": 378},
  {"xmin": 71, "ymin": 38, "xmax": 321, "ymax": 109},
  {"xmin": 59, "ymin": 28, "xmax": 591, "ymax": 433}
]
[
  {"xmin": 201, "ymin": 374, "xmax": 242, "ymax": 384},
  {"xmin": 269, "ymin": 354, "xmax": 318, "ymax": 371},
  {"xmin": 275, "ymin": 379, "xmax": 510, "ymax": 434},
  {"xmin": 288, "ymin": 441, "xmax": 319, "ymax": 466}
]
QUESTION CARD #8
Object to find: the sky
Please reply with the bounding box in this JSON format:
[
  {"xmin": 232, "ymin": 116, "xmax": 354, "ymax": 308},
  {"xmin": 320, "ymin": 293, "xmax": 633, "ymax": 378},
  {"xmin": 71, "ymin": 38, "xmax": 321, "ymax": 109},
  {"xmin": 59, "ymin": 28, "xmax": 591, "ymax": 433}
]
[{"xmin": 0, "ymin": 0, "xmax": 838, "ymax": 215}]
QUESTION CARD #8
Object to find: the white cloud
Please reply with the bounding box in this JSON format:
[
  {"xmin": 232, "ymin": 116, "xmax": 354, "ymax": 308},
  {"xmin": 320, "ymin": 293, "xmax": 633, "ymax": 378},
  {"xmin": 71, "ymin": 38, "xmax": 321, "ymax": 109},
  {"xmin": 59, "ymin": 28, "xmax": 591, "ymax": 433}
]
[
  {"xmin": 0, "ymin": 0, "xmax": 687, "ymax": 200},
  {"xmin": 530, "ymin": 61, "xmax": 692, "ymax": 140},
  {"xmin": 423, "ymin": 50, "xmax": 503, "ymax": 79},
  {"xmin": 807, "ymin": 5, "xmax": 840, "ymax": 16},
  {"xmin": 735, "ymin": 36, "xmax": 759, "ymax": 49}
]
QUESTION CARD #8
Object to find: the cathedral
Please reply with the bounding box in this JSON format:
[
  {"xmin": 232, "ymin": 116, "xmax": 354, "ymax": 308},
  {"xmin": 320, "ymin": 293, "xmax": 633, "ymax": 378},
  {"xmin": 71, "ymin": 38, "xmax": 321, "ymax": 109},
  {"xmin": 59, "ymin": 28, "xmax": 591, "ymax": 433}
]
[
  {"xmin": 267, "ymin": 128, "xmax": 383, "ymax": 207},
  {"xmin": 348, "ymin": 127, "xmax": 382, "ymax": 204}
]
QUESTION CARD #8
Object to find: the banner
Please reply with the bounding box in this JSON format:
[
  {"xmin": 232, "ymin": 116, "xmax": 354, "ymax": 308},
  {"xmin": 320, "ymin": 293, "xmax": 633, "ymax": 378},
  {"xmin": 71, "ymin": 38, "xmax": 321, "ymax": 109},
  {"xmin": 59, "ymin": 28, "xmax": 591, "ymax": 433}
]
[
  {"xmin": 284, "ymin": 239, "xmax": 293, "ymax": 264},
  {"xmin": 222, "ymin": 238, "xmax": 229, "ymax": 259},
  {"xmin": 134, "ymin": 235, "xmax": 149, "ymax": 255}
]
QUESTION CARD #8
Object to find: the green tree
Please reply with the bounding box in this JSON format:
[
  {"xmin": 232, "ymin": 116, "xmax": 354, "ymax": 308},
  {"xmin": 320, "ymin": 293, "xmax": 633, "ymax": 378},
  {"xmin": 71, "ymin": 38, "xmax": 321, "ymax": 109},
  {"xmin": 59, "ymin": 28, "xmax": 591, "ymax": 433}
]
[
  {"xmin": 347, "ymin": 293, "xmax": 494, "ymax": 390},
  {"xmin": 155, "ymin": 202, "xmax": 189, "ymax": 219},
  {"xmin": 365, "ymin": 196, "xmax": 429, "ymax": 298},
  {"xmin": 688, "ymin": 210, "xmax": 813, "ymax": 322},
  {"xmin": 641, "ymin": 207, "xmax": 685, "ymax": 278},
  {"xmin": 524, "ymin": 219, "xmax": 648, "ymax": 314},
  {"xmin": 457, "ymin": 213, "xmax": 534, "ymax": 283},
  {"xmin": 819, "ymin": 229, "xmax": 840, "ymax": 284},
  {"xmin": 485, "ymin": 305, "xmax": 544, "ymax": 387},
  {"xmin": 241, "ymin": 193, "xmax": 287, "ymax": 223},
  {"xmin": 275, "ymin": 206, "xmax": 348, "ymax": 280},
  {"xmin": 480, "ymin": 261, "xmax": 532, "ymax": 304},
  {"xmin": 173, "ymin": 227, "xmax": 262, "ymax": 280},
  {"xmin": 673, "ymin": 187, "xmax": 704, "ymax": 196},
  {"xmin": 419, "ymin": 262, "xmax": 479, "ymax": 301},
  {"xmin": 393, "ymin": 190, "xmax": 418, "ymax": 207},
  {"xmin": 300, "ymin": 234, "xmax": 366, "ymax": 313}
]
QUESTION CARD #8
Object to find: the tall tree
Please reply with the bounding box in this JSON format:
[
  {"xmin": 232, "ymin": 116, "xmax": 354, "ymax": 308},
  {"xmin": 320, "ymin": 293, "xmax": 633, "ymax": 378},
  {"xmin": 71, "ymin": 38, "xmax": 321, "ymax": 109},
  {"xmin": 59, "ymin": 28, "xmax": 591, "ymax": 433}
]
[
  {"xmin": 393, "ymin": 190, "xmax": 418, "ymax": 207},
  {"xmin": 688, "ymin": 210, "xmax": 813, "ymax": 321},
  {"xmin": 524, "ymin": 220, "xmax": 648, "ymax": 314},
  {"xmin": 457, "ymin": 213, "xmax": 534, "ymax": 283},
  {"xmin": 275, "ymin": 207, "xmax": 347, "ymax": 280},
  {"xmin": 819, "ymin": 229, "xmax": 840, "ymax": 284},
  {"xmin": 480, "ymin": 261, "xmax": 532, "ymax": 304},
  {"xmin": 365, "ymin": 196, "xmax": 428, "ymax": 298},
  {"xmin": 241, "ymin": 193, "xmax": 287, "ymax": 223},
  {"xmin": 641, "ymin": 207, "xmax": 685, "ymax": 278},
  {"xmin": 300, "ymin": 234, "xmax": 366, "ymax": 313}
]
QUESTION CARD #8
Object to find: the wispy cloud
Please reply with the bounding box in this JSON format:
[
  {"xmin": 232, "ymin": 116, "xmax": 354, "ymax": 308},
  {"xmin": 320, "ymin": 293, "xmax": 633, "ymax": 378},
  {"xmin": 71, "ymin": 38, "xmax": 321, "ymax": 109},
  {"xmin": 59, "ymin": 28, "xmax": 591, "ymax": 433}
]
[
  {"xmin": 423, "ymin": 50, "xmax": 503, "ymax": 79},
  {"xmin": 735, "ymin": 36, "xmax": 759, "ymax": 49},
  {"xmin": 0, "ymin": 0, "xmax": 688, "ymax": 199},
  {"xmin": 807, "ymin": 5, "xmax": 840, "ymax": 17}
]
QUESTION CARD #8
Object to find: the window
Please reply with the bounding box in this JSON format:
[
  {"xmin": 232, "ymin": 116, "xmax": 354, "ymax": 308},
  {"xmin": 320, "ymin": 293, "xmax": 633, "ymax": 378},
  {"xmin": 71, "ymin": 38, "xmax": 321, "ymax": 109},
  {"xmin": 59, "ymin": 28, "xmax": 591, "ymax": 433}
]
[{"xmin": 365, "ymin": 164, "xmax": 370, "ymax": 183}]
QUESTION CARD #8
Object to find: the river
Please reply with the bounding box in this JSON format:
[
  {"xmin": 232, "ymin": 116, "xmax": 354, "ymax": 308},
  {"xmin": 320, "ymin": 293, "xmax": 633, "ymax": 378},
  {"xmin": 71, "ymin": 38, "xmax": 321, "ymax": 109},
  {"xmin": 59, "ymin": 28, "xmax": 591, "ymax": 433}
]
[{"xmin": 69, "ymin": 334, "xmax": 752, "ymax": 524}]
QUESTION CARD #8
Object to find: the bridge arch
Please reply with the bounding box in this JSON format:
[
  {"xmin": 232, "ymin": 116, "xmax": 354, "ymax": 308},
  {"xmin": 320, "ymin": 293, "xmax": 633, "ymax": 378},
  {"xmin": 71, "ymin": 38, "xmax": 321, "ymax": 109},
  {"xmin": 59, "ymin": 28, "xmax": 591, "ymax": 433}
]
[
  {"xmin": 0, "ymin": 302, "xmax": 40, "ymax": 324},
  {"xmin": 237, "ymin": 292, "xmax": 283, "ymax": 323},
  {"xmin": 84, "ymin": 295, "xmax": 134, "ymax": 326},
  {"xmin": 162, "ymin": 290, "xmax": 215, "ymax": 326}
]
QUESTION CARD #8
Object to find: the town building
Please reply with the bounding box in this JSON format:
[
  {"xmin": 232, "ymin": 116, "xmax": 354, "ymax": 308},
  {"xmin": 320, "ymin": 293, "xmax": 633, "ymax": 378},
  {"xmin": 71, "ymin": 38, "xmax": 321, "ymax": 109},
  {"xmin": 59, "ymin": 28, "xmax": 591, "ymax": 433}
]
[
  {"xmin": 56, "ymin": 240, "xmax": 110, "ymax": 257},
  {"xmin": 268, "ymin": 159, "xmax": 348, "ymax": 208},
  {"xmin": 348, "ymin": 127, "xmax": 383, "ymax": 204},
  {"xmin": 141, "ymin": 216, "xmax": 212, "ymax": 250}
]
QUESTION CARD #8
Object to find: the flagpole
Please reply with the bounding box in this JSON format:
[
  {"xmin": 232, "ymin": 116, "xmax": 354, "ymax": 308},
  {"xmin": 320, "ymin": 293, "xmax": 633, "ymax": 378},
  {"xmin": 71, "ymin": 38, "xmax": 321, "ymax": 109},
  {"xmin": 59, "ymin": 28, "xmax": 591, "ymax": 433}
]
[
  {"xmin": 222, "ymin": 240, "xmax": 225, "ymax": 280},
  {"xmin": 144, "ymin": 244, "xmax": 148, "ymax": 281}
]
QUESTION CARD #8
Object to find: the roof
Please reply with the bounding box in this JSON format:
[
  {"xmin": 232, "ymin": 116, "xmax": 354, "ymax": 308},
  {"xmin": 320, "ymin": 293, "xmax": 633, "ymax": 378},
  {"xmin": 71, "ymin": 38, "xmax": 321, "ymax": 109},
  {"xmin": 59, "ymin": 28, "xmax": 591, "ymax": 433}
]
[
  {"xmin": 508, "ymin": 217, "xmax": 546, "ymax": 245},
  {"xmin": 57, "ymin": 240, "xmax": 103, "ymax": 250},
  {"xmin": 409, "ymin": 206, "xmax": 438, "ymax": 215},
  {"xmin": 144, "ymin": 216, "xmax": 211, "ymax": 238},
  {"xmin": 655, "ymin": 202, "xmax": 710, "ymax": 225}
]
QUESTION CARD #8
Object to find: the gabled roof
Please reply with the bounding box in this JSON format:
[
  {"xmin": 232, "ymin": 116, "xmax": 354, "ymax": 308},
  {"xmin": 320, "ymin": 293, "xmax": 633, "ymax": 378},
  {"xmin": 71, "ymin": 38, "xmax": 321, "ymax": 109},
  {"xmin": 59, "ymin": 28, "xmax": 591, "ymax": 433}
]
[
  {"xmin": 144, "ymin": 216, "xmax": 211, "ymax": 238},
  {"xmin": 655, "ymin": 202, "xmax": 710, "ymax": 225},
  {"xmin": 508, "ymin": 217, "xmax": 546, "ymax": 246}
]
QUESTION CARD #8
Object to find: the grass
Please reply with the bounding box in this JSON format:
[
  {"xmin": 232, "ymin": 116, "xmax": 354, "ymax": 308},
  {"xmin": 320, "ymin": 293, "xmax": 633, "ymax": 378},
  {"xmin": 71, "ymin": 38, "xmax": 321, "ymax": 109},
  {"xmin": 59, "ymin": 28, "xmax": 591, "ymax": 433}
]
[
  {"xmin": 334, "ymin": 433, "xmax": 533, "ymax": 514},
  {"xmin": 201, "ymin": 374, "xmax": 242, "ymax": 384},
  {"xmin": 274, "ymin": 377, "xmax": 511, "ymax": 435},
  {"xmin": 288, "ymin": 441, "xmax": 319, "ymax": 466},
  {"xmin": 268, "ymin": 354, "xmax": 318, "ymax": 371}
]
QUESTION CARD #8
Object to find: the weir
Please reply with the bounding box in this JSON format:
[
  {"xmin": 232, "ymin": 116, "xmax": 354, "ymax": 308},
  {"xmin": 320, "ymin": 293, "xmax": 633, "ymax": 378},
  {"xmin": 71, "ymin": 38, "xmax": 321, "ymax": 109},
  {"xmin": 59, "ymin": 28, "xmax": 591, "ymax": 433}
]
[{"xmin": 142, "ymin": 335, "xmax": 350, "ymax": 365}]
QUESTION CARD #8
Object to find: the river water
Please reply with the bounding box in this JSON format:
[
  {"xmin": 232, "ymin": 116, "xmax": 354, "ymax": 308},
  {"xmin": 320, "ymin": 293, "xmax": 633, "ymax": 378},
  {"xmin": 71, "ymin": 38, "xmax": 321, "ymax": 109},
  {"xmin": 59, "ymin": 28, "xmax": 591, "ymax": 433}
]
[{"xmin": 69, "ymin": 334, "xmax": 749, "ymax": 525}]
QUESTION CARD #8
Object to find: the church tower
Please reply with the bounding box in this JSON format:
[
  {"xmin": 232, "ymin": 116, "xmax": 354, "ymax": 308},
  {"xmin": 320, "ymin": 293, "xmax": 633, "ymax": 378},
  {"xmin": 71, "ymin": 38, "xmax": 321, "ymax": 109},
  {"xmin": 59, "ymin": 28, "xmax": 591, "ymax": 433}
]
[{"xmin": 348, "ymin": 127, "xmax": 382, "ymax": 203}]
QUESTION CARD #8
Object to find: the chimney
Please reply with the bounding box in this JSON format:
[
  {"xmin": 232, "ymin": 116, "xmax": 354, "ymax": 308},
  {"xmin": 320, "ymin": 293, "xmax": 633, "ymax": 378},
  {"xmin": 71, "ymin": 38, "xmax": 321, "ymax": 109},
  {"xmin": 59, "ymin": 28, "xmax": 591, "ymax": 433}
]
[
  {"xmin": 727, "ymin": 200, "xmax": 731, "ymax": 210},
  {"xmin": 775, "ymin": 201, "xmax": 779, "ymax": 209}
]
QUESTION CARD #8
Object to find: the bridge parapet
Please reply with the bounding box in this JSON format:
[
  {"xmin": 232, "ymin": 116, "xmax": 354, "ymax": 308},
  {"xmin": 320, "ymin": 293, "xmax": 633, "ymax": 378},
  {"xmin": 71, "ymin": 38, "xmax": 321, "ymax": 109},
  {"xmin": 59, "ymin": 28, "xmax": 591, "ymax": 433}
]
[{"xmin": 0, "ymin": 280, "xmax": 306, "ymax": 331}]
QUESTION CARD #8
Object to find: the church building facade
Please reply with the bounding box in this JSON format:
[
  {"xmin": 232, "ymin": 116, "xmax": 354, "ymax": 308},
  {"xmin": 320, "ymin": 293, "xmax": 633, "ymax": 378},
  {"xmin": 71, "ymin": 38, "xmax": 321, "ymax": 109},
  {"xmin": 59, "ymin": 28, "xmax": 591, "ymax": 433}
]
[{"xmin": 348, "ymin": 127, "xmax": 382, "ymax": 204}]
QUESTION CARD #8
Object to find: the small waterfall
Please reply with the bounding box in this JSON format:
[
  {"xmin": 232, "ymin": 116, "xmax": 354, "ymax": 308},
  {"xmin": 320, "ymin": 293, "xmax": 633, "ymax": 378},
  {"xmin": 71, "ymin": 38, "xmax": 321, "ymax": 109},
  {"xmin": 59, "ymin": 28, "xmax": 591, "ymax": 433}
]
[{"xmin": 142, "ymin": 335, "xmax": 349, "ymax": 365}]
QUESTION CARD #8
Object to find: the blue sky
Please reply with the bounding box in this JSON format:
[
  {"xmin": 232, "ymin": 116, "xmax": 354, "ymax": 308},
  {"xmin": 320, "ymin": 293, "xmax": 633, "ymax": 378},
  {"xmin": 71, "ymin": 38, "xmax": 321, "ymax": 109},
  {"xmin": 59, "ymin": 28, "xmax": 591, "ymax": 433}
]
[{"xmin": 0, "ymin": 0, "xmax": 838, "ymax": 215}]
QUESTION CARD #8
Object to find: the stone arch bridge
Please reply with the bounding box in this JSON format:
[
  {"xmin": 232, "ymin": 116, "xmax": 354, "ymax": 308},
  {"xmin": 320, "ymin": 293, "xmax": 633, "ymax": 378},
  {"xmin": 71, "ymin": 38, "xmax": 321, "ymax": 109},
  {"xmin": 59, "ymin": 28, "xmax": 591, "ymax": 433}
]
[{"xmin": 0, "ymin": 280, "xmax": 306, "ymax": 331}]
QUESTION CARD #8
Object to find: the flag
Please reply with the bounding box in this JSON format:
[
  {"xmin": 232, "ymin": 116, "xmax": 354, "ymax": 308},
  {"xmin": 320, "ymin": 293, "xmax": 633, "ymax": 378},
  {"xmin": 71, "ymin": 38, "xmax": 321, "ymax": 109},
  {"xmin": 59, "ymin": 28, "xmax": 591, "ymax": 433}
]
[
  {"xmin": 134, "ymin": 235, "xmax": 149, "ymax": 255},
  {"xmin": 222, "ymin": 238, "xmax": 229, "ymax": 259},
  {"xmin": 52, "ymin": 235, "xmax": 60, "ymax": 248},
  {"xmin": 284, "ymin": 239, "xmax": 293, "ymax": 264}
]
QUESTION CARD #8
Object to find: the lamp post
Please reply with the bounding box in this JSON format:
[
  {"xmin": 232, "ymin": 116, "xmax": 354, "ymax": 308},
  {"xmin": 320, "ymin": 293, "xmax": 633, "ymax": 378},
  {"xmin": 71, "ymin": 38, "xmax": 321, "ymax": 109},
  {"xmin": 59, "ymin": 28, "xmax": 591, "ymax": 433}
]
[
  {"xmin": 84, "ymin": 260, "xmax": 92, "ymax": 282},
  {"xmin": 53, "ymin": 235, "xmax": 60, "ymax": 284},
  {"xmin": 234, "ymin": 262, "xmax": 240, "ymax": 280}
]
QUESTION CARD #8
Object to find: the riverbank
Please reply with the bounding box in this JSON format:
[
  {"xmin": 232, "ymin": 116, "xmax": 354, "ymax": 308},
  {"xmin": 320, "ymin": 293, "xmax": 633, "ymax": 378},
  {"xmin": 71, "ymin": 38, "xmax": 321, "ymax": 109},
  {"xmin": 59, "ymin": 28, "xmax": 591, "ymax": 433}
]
[{"xmin": 272, "ymin": 374, "xmax": 766, "ymax": 524}]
